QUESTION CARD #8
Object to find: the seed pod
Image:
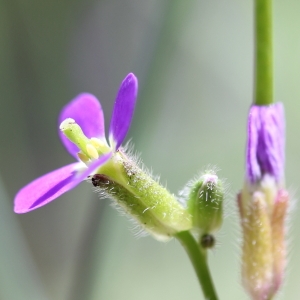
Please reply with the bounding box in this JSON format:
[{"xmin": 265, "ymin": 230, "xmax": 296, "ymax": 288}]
[{"xmin": 92, "ymin": 152, "xmax": 192, "ymax": 241}]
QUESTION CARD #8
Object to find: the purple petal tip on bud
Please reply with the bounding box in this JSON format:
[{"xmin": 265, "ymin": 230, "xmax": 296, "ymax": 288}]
[{"xmin": 246, "ymin": 103, "xmax": 285, "ymax": 185}]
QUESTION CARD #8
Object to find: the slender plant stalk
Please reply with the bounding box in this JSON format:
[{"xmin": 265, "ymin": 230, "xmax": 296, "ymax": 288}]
[
  {"xmin": 175, "ymin": 231, "xmax": 218, "ymax": 300},
  {"xmin": 254, "ymin": 0, "xmax": 273, "ymax": 105}
]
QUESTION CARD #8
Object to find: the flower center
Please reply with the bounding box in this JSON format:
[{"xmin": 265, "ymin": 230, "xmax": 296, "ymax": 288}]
[{"xmin": 60, "ymin": 118, "xmax": 111, "ymax": 165}]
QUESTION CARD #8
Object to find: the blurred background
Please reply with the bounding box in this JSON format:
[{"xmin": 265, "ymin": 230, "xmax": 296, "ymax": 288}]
[{"xmin": 1, "ymin": 0, "xmax": 300, "ymax": 299}]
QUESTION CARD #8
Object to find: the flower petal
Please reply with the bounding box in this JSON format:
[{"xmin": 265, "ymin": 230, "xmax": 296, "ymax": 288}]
[
  {"xmin": 259, "ymin": 103, "xmax": 285, "ymax": 182},
  {"xmin": 247, "ymin": 105, "xmax": 262, "ymax": 183},
  {"xmin": 15, "ymin": 152, "xmax": 113, "ymax": 214},
  {"xmin": 59, "ymin": 93, "xmax": 105, "ymax": 158},
  {"xmin": 14, "ymin": 163, "xmax": 81, "ymax": 213},
  {"xmin": 109, "ymin": 73, "xmax": 138, "ymax": 150},
  {"xmin": 246, "ymin": 103, "xmax": 285, "ymax": 184}
]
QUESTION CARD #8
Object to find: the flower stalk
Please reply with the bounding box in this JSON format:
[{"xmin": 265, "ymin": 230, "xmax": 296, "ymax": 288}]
[
  {"xmin": 254, "ymin": 0, "xmax": 273, "ymax": 105},
  {"xmin": 176, "ymin": 231, "xmax": 218, "ymax": 300}
]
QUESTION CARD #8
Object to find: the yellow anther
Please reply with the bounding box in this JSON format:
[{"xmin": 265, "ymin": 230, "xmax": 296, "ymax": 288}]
[
  {"xmin": 77, "ymin": 152, "xmax": 90, "ymax": 164},
  {"xmin": 90, "ymin": 137, "xmax": 108, "ymax": 149},
  {"xmin": 86, "ymin": 143, "xmax": 99, "ymax": 159}
]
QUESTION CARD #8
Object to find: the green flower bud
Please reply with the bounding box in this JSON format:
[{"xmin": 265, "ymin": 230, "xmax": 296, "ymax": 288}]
[{"xmin": 185, "ymin": 172, "xmax": 224, "ymax": 234}]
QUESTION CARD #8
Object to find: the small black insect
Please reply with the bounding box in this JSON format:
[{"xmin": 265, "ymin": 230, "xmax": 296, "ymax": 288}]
[
  {"xmin": 91, "ymin": 174, "xmax": 110, "ymax": 187},
  {"xmin": 200, "ymin": 234, "xmax": 215, "ymax": 249}
]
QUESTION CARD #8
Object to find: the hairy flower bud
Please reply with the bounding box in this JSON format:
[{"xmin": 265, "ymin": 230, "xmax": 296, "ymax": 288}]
[
  {"xmin": 183, "ymin": 171, "xmax": 224, "ymax": 234},
  {"xmin": 238, "ymin": 103, "xmax": 288, "ymax": 300}
]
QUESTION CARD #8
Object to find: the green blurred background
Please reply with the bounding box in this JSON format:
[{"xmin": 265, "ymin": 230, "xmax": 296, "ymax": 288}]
[{"xmin": 1, "ymin": 0, "xmax": 300, "ymax": 299}]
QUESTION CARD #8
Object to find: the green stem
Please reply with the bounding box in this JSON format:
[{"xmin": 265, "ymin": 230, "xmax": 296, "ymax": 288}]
[
  {"xmin": 175, "ymin": 231, "xmax": 218, "ymax": 300},
  {"xmin": 254, "ymin": 0, "xmax": 273, "ymax": 105}
]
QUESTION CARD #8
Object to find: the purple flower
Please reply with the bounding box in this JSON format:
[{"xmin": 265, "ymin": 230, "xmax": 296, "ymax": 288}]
[
  {"xmin": 246, "ymin": 103, "xmax": 285, "ymax": 184},
  {"xmin": 14, "ymin": 73, "xmax": 138, "ymax": 213}
]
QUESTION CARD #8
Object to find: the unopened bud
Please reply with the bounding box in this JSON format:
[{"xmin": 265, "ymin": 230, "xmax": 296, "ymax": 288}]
[
  {"xmin": 239, "ymin": 103, "xmax": 288, "ymax": 299},
  {"xmin": 186, "ymin": 172, "xmax": 224, "ymax": 234}
]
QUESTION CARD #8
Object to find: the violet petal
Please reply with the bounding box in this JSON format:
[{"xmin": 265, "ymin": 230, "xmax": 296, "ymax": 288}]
[
  {"xmin": 246, "ymin": 103, "xmax": 285, "ymax": 184},
  {"xmin": 247, "ymin": 105, "xmax": 262, "ymax": 183},
  {"xmin": 14, "ymin": 163, "xmax": 81, "ymax": 213},
  {"xmin": 109, "ymin": 73, "xmax": 138, "ymax": 149},
  {"xmin": 259, "ymin": 103, "xmax": 285, "ymax": 182},
  {"xmin": 59, "ymin": 93, "xmax": 105, "ymax": 158},
  {"xmin": 14, "ymin": 152, "xmax": 112, "ymax": 214}
]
